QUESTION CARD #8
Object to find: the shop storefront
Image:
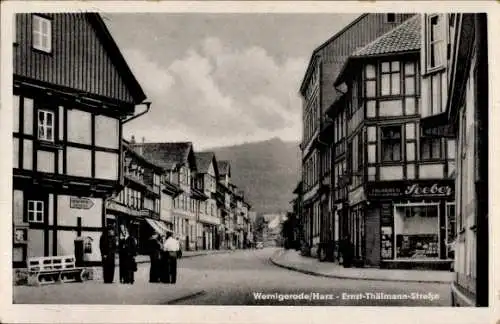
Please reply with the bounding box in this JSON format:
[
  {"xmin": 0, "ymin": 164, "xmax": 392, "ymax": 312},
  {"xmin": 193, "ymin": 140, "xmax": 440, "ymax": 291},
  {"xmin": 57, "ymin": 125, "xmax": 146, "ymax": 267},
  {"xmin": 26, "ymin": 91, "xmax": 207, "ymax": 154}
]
[
  {"xmin": 365, "ymin": 180, "xmax": 455, "ymax": 269},
  {"xmin": 347, "ymin": 186, "xmax": 367, "ymax": 265}
]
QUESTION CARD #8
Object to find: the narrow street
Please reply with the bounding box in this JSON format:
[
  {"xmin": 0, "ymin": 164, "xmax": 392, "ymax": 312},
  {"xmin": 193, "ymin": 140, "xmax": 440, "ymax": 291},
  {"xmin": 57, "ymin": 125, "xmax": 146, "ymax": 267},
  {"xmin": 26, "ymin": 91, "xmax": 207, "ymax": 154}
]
[{"xmin": 168, "ymin": 248, "xmax": 451, "ymax": 306}]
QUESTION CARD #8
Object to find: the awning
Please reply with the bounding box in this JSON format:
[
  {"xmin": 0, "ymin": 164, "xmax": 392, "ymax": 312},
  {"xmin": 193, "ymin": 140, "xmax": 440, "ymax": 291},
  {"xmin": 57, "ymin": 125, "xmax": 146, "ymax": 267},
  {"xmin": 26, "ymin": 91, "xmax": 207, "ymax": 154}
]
[
  {"xmin": 145, "ymin": 218, "xmax": 174, "ymax": 236},
  {"xmin": 420, "ymin": 112, "xmax": 456, "ymax": 138}
]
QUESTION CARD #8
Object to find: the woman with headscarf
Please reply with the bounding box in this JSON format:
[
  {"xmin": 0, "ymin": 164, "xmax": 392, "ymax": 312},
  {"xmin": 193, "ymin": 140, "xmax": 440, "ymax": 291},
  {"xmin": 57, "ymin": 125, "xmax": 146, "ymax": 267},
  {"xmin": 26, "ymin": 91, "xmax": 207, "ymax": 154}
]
[{"xmin": 118, "ymin": 224, "xmax": 137, "ymax": 284}]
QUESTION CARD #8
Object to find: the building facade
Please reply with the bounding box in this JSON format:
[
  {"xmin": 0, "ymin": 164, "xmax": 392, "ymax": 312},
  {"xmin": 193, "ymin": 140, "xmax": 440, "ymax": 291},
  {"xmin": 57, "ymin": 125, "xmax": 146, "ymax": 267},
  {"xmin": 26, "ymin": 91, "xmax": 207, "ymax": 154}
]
[
  {"xmin": 299, "ymin": 13, "xmax": 415, "ymax": 259},
  {"xmin": 12, "ymin": 13, "xmax": 147, "ymax": 267},
  {"xmin": 106, "ymin": 139, "xmax": 164, "ymax": 255},
  {"xmin": 335, "ymin": 15, "xmax": 456, "ymax": 268},
  {"xmin": 194, "ymin": 152, "xmax": 221, "ymax": 250},
  {"xmin": 420, "ymin": 13, "xmax": 488, "ymax": 306}
]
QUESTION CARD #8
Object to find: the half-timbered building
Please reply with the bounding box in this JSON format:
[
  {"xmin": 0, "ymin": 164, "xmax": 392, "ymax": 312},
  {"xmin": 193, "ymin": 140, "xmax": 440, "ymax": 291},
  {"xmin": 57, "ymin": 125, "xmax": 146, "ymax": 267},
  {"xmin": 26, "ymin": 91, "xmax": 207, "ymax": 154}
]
[
  {"xmin": 335, "ymin": 15, "xmax": 456, "ymax": 269},
  {"xmin": 420, "ymin": 13, "xmax": 488, "ymax": 307},
  {"xmin": 299, "ymin": 13, "xmax": 415, "ymax": 260},
  {"xmin": 12, "ymin": 13, "xmax": 147, "ymax": 267}
]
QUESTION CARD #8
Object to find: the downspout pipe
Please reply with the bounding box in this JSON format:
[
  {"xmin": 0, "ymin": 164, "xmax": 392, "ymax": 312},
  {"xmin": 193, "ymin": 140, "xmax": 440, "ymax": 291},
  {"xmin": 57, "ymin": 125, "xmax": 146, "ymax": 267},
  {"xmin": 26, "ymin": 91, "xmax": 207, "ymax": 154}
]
[{"xmin": 122, "ymin": 101, "xmax": 152, "ymax": 125}]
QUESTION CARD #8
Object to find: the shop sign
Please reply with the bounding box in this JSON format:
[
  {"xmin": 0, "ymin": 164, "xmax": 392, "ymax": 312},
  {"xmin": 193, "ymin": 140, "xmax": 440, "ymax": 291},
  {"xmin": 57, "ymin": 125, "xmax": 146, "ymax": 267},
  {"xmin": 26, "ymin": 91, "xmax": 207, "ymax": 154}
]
[
  {"xmin": 367, "ymin": 181, "xmax": 454, "ymax": 199},
  {"xmin": 70, "ymin": 197, "xmax": 94, "ymax": 210}
]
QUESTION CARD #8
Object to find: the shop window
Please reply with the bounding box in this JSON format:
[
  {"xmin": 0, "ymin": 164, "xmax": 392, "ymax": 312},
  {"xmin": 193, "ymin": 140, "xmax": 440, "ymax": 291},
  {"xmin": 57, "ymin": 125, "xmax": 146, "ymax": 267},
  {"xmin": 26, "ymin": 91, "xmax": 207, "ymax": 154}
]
[
  {"xmin": 394, "ymin": 204, "xmax": 439, "ymax": 259},
  {"xmin": 37, "ymin": 109, "xmax": 54, "ymax": 142},
  {"xmin": 421, "ymin": 137, "xmax": 442, "ymax": 160},
  {"xmin": 27, "ymin": 200, "xmax": 44, "ymax": 223},
  {"xmin": 446, "ymin": 203, "xmax": 456, "ymax": 258},
  {"xmin": 380, "ymin": 61, "xmax": 400, "ymax": 96},
  {"xmin": 381, "ymin": 126, "xmax": 402, "ymax": 162}
]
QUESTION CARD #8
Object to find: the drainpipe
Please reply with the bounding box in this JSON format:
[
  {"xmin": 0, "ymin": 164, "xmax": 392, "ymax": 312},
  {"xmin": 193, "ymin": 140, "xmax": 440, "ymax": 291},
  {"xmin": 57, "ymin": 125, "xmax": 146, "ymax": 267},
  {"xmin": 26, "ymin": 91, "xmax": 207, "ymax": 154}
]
[{"xmin": 122, "ymin": 101, "xmax": 152, "ymax": 125}]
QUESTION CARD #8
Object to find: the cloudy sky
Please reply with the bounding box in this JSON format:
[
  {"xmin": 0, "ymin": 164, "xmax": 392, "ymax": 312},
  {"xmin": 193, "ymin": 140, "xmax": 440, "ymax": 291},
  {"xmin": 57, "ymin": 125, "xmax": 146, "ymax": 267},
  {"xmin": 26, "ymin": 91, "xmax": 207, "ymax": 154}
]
[{"xmin": 105, "ymin": 13, "xmax": 358, "ymax": 150}]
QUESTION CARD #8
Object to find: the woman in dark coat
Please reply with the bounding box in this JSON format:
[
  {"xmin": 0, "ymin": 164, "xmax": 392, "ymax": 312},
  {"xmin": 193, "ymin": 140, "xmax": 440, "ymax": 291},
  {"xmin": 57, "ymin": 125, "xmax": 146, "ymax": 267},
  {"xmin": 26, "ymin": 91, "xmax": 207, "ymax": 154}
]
[
  {"xmin": 118, "ymin": 224, "xmax": 137, "ymax": 284},
  {"xmin": 148, "ymin": 233, "xmax": 162, "ymax": 283}
]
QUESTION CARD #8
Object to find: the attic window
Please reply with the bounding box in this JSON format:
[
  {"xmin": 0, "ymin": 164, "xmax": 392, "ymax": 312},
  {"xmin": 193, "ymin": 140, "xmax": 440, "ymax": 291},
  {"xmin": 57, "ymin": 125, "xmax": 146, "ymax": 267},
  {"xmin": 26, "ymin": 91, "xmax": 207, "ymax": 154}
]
[
  {"xmin": 386, "ymin": 13, "xmax": 396, "ymax": 23},
  {"xmin": 32, "ymin": 14, "xmax": 52, "ymax": 53}
]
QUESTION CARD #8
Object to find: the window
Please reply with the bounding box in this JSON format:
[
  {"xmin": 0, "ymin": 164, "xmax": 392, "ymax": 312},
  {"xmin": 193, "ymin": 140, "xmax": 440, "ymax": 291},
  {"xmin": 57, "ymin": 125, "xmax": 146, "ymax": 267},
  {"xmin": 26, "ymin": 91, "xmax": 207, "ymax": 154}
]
[
  {"xmin": 421, "ymin": 137, "xmax": 442, "ymax": 160},
  {"xmin": 363, "ymin": 65, "xmax": 375, "ymax": 99},
  {"xmin": 381, "ymin": 126, "xmax": 402, "ymax": 162},
  {"xmin": 385, "ymin": 13, "xmax": 396, "ymax": 23},
  {"xmin": 404, "ymin": 62, "xmax": 417, "ymax": 96},
  {"xmin": 381, "ymin": 62, "xmax": 400, "ymax": 96},
  {"xmin": 427, "ymin": 15, "xmax": 445, "ymax": 69},
  {"xmin": 32, "ymin": 15, "xmax": 52, "ymax": 53},
  {"xmin": 27, "ymin": 200, "xmax": 44, "ymax": 223},
  {"xmin": 38, "ymin": 109, "xmax": 54, "ymax": 141}
]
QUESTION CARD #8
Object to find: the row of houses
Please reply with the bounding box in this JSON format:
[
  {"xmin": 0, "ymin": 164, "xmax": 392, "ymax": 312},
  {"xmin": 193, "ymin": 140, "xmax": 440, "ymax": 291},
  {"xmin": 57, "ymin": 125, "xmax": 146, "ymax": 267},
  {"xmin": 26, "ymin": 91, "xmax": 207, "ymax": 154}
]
[
  {"xmin": 109, "ymin": 138, "xmax": 253, "ymax": 256},
  {"xmin": 11, "ymin": 12, "xmax": 252, "ymax": 268},
  {"xmin": 292, "ymin": 13, "xmax": 488, "ymax": 306}
]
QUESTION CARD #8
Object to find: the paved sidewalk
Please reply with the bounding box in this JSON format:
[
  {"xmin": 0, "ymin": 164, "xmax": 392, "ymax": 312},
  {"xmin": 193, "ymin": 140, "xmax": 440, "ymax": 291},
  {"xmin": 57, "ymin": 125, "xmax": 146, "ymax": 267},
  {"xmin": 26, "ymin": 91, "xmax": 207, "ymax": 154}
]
[
  {"xmin": 129, "ymin": 249, "xmax": 234, "ymax": 265},
  {"xmin": 13, "ymin": 263, "xmax": 205, "ymax": 304},
  {"xmin": 270, "ymin": 249, "xmax": 454, "ymax": 284}
]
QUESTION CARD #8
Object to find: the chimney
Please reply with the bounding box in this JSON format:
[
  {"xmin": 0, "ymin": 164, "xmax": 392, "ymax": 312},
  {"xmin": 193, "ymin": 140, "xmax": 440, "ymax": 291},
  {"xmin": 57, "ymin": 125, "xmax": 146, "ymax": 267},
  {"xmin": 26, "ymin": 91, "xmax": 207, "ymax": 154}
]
[
  {"xmin": 142, "ymin": 137, "xmax": 145, "ymax": 143},
  {"xmin": 131, "ymin": 135, "xmax": 136, "ymax": 144}
]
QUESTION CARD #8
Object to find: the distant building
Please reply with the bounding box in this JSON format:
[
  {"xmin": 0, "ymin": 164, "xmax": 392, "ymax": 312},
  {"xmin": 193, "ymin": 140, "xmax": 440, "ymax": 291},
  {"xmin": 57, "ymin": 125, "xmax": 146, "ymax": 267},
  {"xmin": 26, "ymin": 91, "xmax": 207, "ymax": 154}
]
[
  {"xmin": 131, "ymin": 142, "xmax": 208, "ymax": 251},
  {"xmin": 12, "ymin": 13, "xmax": 147, "ymax": 267},
  {"xmin": 194, "ymin": 152, "xmax": 222, "ymax": 250}
]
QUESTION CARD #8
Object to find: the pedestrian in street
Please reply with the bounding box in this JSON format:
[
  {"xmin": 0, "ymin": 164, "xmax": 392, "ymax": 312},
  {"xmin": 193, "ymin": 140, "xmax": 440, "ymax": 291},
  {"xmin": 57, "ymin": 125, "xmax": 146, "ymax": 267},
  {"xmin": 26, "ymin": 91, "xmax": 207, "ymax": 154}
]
[
  {"xmin": 99, "ymin": 225, "xmax": 117, "ymax": 284},
  {"xmin": 340, "ymin": 234, "xmax": 353, "ymax": 268},
  {"xmin": 118, "ymin": 224, "xmax": 138, "ymax": 284},
  {"xmin": 163, "ymin": 232, "xmax": 180, "ymax": 284},
  {"xmin": 159, "ymin": 234, "xmax": 170, "ymax": 283},
  {"xmin": 148, "ymin": 232, "xmax": 162, "ymax": 283}
]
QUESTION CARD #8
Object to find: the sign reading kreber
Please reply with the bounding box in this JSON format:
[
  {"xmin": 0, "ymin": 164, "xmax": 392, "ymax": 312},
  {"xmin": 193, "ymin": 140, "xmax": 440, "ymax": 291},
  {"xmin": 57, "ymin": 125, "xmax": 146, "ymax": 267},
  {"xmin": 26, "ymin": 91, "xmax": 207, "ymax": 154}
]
[
  {"xmin": 70, "ymin": 197, "xmax": 94, "ymax": 209},
  {"xmin": 367, "ymin": 180, "xmax": 454, "ymax": 199}
]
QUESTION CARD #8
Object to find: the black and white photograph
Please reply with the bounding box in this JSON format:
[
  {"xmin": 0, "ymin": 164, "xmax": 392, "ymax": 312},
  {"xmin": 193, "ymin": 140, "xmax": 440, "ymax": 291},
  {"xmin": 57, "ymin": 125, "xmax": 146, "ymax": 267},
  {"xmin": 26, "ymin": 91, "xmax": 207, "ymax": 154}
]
[{"xmin": 0, "ymin": 1, "xmax": 497, "ymax": 323}]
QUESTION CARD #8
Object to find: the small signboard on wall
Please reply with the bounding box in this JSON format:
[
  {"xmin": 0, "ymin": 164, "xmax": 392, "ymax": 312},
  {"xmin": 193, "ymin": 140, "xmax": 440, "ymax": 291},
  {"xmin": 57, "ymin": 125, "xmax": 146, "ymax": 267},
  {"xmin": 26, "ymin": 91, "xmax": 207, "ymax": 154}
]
[{"xmin": 70, "ymin": 197, "xmax": 94, "ymax": 210}]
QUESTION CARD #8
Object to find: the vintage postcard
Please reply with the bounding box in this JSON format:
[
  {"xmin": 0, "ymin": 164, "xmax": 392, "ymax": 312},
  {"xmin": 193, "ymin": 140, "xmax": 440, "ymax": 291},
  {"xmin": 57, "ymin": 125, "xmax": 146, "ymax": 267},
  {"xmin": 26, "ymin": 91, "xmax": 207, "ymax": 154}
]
[{"xmin": 0, "ymin": 1, "xmax": 498, "ymax": 323}]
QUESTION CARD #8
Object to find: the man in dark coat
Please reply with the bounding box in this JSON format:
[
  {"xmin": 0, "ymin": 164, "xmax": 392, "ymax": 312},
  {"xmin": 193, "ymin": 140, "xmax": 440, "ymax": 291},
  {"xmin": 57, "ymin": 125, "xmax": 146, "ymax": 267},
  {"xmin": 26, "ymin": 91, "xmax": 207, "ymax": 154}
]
[
  {"xmin": 99, "ymin": 226, "xmax": 117, "ymax": 284},
  {"xmin": 118, "ymin": 224, "xmax": 138, "ymax": 284},
  {"xmin": 148, "ymin": 233, "xmax": 162, "ymax": 283},
  {"xmin": 340, "ymin": 235, "xmax": 354, "ymax": 268}
]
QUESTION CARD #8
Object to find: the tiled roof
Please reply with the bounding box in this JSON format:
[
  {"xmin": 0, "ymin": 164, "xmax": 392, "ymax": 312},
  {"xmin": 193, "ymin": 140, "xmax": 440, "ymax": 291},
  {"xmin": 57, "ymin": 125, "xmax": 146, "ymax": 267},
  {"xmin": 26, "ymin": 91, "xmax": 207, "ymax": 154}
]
[
  {"xmin": 218, "ymin": 160, "xmax": 231, "ymax": 176},
  {"xmin": 195, "ymin": 152, "xmax": 215, "ymax": 174},
  {"xmin": 352, "ymin": 15, "xmax": 420, "ymax": 57},
  {"xmin": 130, "ymin": 142, "xmax": 192, "ymax": 170}
]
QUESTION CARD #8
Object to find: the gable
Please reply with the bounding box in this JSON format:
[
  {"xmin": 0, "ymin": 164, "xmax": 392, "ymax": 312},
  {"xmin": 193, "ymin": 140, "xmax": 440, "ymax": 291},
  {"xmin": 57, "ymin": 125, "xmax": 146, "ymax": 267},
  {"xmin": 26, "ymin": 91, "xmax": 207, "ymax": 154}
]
[
  {"xmin": 208, "ymin": 161, "xmax": 215, "ymax": 177},
  {"xmin": 14, "ymin": 13, "xmax": 145, "ymax": 105}
]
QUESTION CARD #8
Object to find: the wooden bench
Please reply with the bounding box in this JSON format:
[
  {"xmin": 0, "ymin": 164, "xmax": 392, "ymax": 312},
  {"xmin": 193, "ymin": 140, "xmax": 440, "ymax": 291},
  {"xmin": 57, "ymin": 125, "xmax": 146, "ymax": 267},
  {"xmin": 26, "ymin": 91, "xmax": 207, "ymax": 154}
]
[{"xmin": 27, "ymin": 255, "xmax": 90, "ymax": 286}]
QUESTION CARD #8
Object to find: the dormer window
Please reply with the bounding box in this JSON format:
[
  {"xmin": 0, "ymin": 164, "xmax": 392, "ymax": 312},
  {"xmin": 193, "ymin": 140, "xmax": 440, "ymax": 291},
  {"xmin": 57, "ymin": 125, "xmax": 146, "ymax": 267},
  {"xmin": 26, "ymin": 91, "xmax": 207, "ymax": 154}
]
[{"xmin": 32, "ymin": 14, "xmax": 52, "ymax": 53}]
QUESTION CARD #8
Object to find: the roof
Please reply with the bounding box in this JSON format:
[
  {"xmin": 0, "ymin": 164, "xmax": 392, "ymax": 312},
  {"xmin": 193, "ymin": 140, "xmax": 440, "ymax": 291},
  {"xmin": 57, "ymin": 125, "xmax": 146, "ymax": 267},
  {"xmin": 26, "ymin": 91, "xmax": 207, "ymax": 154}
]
[
  {"xmin": 299, "ymin": 14, "xmax": 368, "ymax": 94},
  {"xmin": 86, "ymin": 13, "xmax": 146, "ymax": 104},
  {"xmin": 334, "ymin": 15, "xmax": 421, "ymax": 87},
  {"xmin": 218, "ymin": 160, "xmax": 231, "ymax": 176},
  {"xmin": 352, "ymin": 15, "xmax": 421, "ymax": 58},
  {"xmin": 122, "ymin": 140, "xmax": 163, "ymax": 172},
  {"xmin": 195, "ymin": 152, "xmax": 215, "ymax": 174},
  {"xmin": 130, "ymin": 142, "xmax": 193, "ymax": 170}
]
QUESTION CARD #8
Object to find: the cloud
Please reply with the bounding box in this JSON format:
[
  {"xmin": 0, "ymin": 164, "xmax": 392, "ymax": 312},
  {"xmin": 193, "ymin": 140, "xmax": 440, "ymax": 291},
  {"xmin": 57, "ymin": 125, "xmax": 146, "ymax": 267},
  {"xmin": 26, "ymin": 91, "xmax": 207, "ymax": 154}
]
[{"xmin": 122, "ymin": 37, "xmax": 306, "ymax": 149}]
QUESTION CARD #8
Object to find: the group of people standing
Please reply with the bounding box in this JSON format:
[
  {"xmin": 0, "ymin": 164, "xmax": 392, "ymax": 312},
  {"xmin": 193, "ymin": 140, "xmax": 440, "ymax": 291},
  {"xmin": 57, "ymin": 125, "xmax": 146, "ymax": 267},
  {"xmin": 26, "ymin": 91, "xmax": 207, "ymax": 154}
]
[
  {"xmin": 99, "ymin": 224, "xmax": 138, "ymax": 284},
  {"xmin": 148, "ymin": 232, "xmax": 181, "ymax": 284},
  {"xmin": 99, "ymin": 223, "xmax": 181, "ymax": 285}
]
